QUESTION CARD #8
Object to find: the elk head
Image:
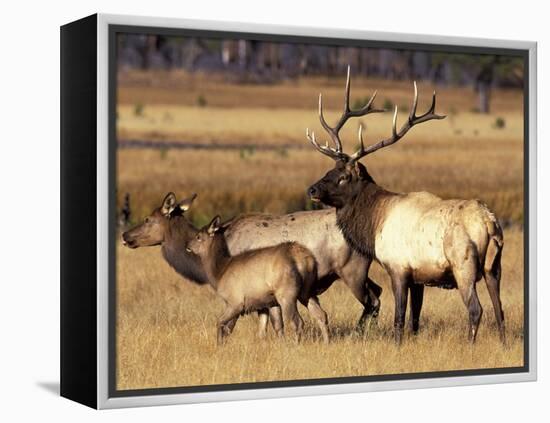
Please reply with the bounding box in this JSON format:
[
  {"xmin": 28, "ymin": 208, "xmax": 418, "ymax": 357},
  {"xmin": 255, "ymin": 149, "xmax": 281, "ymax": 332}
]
[
  {"xmin": 122, "ymin": 192, "xmax": 197, "ymax": 248},
  {"xmin": 185, "ymin": 215, "xmax": 222, "ymax": 258},
  {"xmin": 306, "ymin": 66, "xmax": 445, "ymax": 208}
]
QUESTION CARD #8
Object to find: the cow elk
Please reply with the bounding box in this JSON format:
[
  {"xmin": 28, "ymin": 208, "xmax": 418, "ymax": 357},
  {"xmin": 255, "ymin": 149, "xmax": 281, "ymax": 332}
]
[
  {"xmin": 187, "ymin": 216, "xmax": 329, "ymax": 344},
  {"xmin": 306, "ymin": 66, "xmax": 505, "ymax": 345}
]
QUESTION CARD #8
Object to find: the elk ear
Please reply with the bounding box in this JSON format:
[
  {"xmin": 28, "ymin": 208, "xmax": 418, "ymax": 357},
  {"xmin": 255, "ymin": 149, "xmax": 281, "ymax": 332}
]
[
  {"xmin": 355, "ymin": 161, "xmax": 372, "ymax": 181},
  {"xmin": 348, "ymin": 161, "xmax": 368, "ymax": 180},
  {"xmin": 161, "ymin": 192, "xmax": 177, "ymax": 216},
  {"xmin": 207, "ymin": 215, "xmax": 222, "ymax": 236},
  {"xmin": 179, "ymin": 193, "xmax": 197, "ymax": 212}
]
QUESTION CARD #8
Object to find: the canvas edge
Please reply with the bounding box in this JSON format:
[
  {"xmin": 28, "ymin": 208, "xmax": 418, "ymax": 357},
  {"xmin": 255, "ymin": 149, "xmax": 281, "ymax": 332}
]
[
  {"xmin": 527, "ymin": 41, "xmax": 537, "ymax": 382},
  {"xmin": 95, "ymin": 13, "xmax": 538, "ymax": 409}
]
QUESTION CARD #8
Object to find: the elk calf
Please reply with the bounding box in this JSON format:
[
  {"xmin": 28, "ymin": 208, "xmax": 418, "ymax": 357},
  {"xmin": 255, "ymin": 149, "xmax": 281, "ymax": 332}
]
[{"xmin": 187, "ymin": 216, "xmax": 329, "ymax": 344}]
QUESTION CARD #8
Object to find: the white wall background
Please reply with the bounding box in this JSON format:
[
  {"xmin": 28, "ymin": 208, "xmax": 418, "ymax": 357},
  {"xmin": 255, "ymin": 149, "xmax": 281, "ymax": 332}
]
[{"xmin": 0, "ymin": 0, "xmax": 547, "ymax": 421}]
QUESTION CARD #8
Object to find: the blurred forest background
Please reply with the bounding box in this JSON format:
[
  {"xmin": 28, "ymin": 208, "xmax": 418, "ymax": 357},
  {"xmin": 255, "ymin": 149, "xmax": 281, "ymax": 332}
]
[{"xmin": 117, "ymin": 34, "xmax": 524, "ymax": 113}]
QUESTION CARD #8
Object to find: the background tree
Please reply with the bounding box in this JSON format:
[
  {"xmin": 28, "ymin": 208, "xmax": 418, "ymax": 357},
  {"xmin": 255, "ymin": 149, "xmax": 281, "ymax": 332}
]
[{"xmin": 433, "ymin": 53, "xmax": 524, "ymax": 113}]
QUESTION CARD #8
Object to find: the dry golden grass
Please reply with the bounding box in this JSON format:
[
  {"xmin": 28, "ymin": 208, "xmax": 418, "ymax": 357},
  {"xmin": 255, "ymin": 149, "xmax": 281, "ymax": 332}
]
[
  {"xmin": 117, "ymin": 69, "xmax": 523, "ymax": 112},
  {"xmin": 116, "ymin": 72, "xmax": 524, "ymax": 225},
  {"xmin": 117, "ymin": 139, "xmax": 523, "ymax": 228},
  {"xmin": 116, "ymin": 227, "xmax": 524, "ymax": 390},
  {"xmin": 117, "ymin": 105, "xmax": 523, "ymax": 148},
  {"xmin": 117, "ymin": 70, "xmax": 524, "ymax": 149},
  {"xmin": 116, "ymin": 73, "xmax": 525, "ymax": 390}
]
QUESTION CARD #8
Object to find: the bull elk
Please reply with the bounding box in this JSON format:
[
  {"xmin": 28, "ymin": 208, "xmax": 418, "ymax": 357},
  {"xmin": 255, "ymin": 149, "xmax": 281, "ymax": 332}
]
[
  {"xmin": 306, "ymin": 66, "xmax": 505, "ymax": 345},
  {"xmin": 187, "ymin": 216, "xmax": 328, "ymax": 344},
  {"xmin": 122, "ymin": 192, "xmax": 382, "ymax": 337}
]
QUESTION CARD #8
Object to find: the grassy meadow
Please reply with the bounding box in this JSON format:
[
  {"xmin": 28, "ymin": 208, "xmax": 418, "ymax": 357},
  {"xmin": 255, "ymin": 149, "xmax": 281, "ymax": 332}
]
[{"xmin": 116, "ymin": 70, "xmax": 525, "ymax": 390}]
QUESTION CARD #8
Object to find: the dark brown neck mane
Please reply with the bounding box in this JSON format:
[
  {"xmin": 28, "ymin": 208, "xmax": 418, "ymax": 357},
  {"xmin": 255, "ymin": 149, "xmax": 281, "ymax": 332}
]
[
  {"xmin": 161, "ymin": 216, "xmax": 208, "ymax": 285},
  {"xmin": 336, "ymin": 181, "xmax": 397, "ymax": 259}
]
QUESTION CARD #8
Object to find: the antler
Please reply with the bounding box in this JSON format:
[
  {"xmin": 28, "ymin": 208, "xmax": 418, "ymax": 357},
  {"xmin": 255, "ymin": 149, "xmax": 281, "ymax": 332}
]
[
  {"xmin": 349, "ymin": 81, "xmax": 446, "ymax": 163},
  {"xmin": 306, "ymin": 128, "xmax": 347, "ymax": 160},
  {"xmin": 306, "ymin": 65, "xmax": 384, "ymax": 160}
]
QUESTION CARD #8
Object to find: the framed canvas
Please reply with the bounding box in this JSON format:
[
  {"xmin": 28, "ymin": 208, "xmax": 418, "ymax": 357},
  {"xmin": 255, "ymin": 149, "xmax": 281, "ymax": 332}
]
[{"xmin": 60, "ymin": 13, "xmax": 537, "ymax": 409}]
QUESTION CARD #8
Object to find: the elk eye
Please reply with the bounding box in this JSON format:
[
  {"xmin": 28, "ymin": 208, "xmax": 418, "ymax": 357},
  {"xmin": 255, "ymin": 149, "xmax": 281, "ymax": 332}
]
[{"xmin": 144, "ymin": 217, "xmax": 150, "ymax": 224}]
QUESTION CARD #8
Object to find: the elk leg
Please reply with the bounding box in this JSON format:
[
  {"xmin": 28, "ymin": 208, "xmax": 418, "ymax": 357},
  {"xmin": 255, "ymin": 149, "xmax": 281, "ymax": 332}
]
[
  {"xmin": 222, "ymin": 317, "xmax": 238, "ymax": 337},
  {"xmin": 345, "ymin": 280, "xmax": 370, "ymax": 331},
  {"xmin": 338, "ymin": 261, "xmax": 381, "ymax": 332},
  {"xmin": 484, "ymin": 258, "xmax": 505, "ymax": 344},
  {"xmin": 269, "ymin": 306, "xmax": 284, "ymax": 337},
  {"xmin": 365, "ymin": 279, "xmax": 383, "ymax": 319},
  {"xmin": 306, "ymin": 296, "xmax": 329, "ymax": 344},
  {"xmin": 390, "ymin": 273, "xmax": 409, "ymax": 345},
  {"xmin": 217, "ymin": 306, "xmax": 241, "ymax": 345},
  {"xmin": 257, "ymin": 309, "xmax": 269, "ymax": 339},
  {"xmin": 449, "ymin": 237, "xmax": 483, "ymax": 343},
  {"xmin": 460, "ymin": 283, "xmax": 483, "ymax": 343},
  {"xmin": 357, "ymin": 277, "xmax": 383, "ymax": 330},
  {"xmin": 278, "ymin": 296, "xmax": 303, "ymax": 342},
  {"xmin": 409, "ymin": 284, "xmax": 424, "ymax": 334}
]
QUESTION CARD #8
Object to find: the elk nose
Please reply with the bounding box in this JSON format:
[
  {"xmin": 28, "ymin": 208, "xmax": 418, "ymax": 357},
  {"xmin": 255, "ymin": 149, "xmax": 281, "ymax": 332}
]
[{"xmin": 308, "ymin": 185, "xmax": 318, "ymax": 198}]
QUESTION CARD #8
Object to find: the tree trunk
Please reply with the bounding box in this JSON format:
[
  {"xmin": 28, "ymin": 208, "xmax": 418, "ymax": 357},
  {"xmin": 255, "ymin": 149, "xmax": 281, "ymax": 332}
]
[
  {"xmin": 477, "ymin": 82, "xmax": 491, "ymax": 113},
  {"xmin": 142, "ymin": 35, "xmax": 157, "ymax": 70},
  {"xmin": 475, "ymin": 57, "xmax": 497, "ymax": 114},
  {"xmin": 238, "ymin": 40, "xmax": 247, "ymax": 70}
]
